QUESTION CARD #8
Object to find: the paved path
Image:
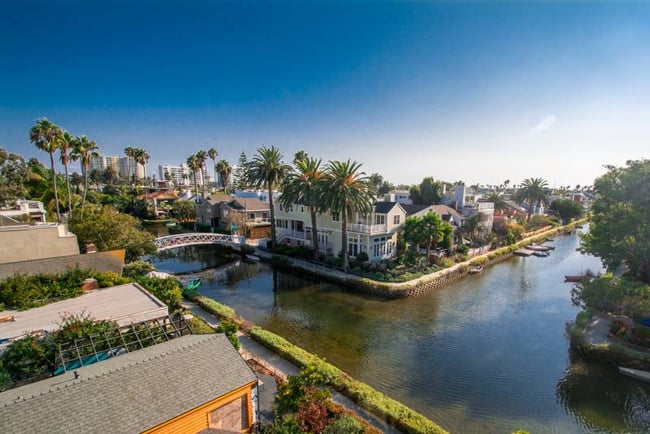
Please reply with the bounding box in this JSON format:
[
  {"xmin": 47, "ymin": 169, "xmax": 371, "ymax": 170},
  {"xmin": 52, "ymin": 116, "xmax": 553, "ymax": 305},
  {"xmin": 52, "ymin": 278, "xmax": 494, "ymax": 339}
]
[
  {"xmin": 584, "ymin": 315, "xmax": 612, "ymax": 345},
  {"xmin": 181, "ymin": 300, "xmax": 401, "ymax": 433}
]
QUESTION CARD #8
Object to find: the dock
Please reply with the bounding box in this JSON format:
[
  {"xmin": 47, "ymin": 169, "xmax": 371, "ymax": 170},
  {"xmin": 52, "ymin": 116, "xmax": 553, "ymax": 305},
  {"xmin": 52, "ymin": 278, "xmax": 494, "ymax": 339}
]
[{"xmin": 514, "ymin": 249, "xmax": 535, "ymax": 257}]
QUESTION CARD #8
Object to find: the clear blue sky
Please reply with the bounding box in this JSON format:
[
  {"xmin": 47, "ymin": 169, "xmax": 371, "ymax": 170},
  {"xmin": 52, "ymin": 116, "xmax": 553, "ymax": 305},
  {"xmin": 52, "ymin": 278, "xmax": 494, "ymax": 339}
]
[{"xmin": 1, "ymin": 0, "xmax": 649, "ymax": 187}]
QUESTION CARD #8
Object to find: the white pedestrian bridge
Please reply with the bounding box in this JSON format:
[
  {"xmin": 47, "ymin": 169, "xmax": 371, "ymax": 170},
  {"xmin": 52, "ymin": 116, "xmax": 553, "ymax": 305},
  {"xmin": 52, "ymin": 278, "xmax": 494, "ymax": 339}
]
[{"xmin": 154, "ymin": 233, "xmax": 244, "ymax": 251}]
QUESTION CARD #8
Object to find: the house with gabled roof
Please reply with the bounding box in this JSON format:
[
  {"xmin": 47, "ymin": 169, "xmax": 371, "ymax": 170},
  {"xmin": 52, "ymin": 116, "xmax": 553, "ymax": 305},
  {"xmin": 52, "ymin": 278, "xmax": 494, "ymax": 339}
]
[
  {"xmin": 274, "ymin": 201, "xmax": 407, "ymax": 261},
  {"xmin": 0, "ymin": 333, "xmax": 259, "ymax": 433}
]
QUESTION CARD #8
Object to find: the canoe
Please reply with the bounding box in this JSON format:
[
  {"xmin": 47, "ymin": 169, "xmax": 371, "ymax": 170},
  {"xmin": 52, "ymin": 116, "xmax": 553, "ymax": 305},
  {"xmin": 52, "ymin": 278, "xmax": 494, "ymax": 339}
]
[
  {"xmin": 469, "ymin": 265, "xmax": 483, "ymax": 274},
  {"xmin": 185, "ymin": 278, "xmax": 202, "ymax": 291},
  {"xmin": 564, "ymin": 275, "xmax": 585, "ymax": 283},
  {"xmin": 619, "ymin": 367, "xmax": 650, "ymax": 383},
  {"xmin": 244, "ymin": 254, "xmax": 261, "ymax": 262},
  {"xmin": 533, "ymin": 251, "xmax": 549, "ymax": 257}
]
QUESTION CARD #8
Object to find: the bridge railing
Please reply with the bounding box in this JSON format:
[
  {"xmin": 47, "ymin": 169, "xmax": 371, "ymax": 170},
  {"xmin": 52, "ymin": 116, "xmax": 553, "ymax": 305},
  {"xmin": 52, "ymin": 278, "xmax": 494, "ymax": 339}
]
[{"xmin": 154, "ymin": 232, "xmax": 243, "ymax": 251}]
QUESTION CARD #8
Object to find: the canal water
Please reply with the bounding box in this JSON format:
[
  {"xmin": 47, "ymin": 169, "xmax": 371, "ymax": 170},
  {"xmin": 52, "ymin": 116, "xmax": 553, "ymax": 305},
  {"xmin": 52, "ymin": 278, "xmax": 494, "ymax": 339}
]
[{"xmin": 150, "ymin": 230, "xmax": 650, "ymax": 433}]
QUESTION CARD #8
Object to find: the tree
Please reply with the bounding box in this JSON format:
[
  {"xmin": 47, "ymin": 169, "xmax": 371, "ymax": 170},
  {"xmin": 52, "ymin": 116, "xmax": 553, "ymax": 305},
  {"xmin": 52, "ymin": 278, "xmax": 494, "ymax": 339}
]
[
  {"xmin": 70, "ymin": 135, "xmax": 99, "ymax": 217},
  {"xmin": 30, "ymin": 118, "xmax": 63, "ymax": 221},
  {"xmin": 581, "ymin": 159, "xmax": 650, "ymax": 283},
  {"xmin": 68, "ymin": 205, "xmax": 156, "ymax": 262},
  {"xmin": 57, "ymin": 131, "xmax": 75, "ymax": 214},
  {"xmin": 401, "ymin": 212, "xmax": 451, "ymax": 260},
  {"xmin": 207, "ymin": 147, "xmax": 218, "ymax": 187},
  {"xmin": 410, "ymin": 177, "xmax": 442, "ymax": 205},
  {"xmin": 515, "ymin": 177, "xmax": 550, "ymax": 220},
  {"xmin": 132, "ymin": 148, "xmax": 150, "ymax": 185},
  {"xmin": 234, "ymin": 151, "xmax": 249, "ymax": 190},
  {"xmin": 549, "ymin": 199, "xmax": 584, "ymax": 224},
  {"xmin": 280, "ymin": 157, "xmax": 324, "ymax": 258},
  {"xmin": 0, "ymin": 148, "xmax": 28, "ymax": 207},
  {"xmin": 216, "ymin": 159, "xmax": 232, "ymax": 193},
  {"xmin": 186, "ymin": 153, "xmax": 201, "ymax": 202},
  {"xmin": 322, "ymin": 160, "xmax": 373, "ymax": 271},
  {"xmin": 485, "ymin": 192, "xmax": 508, "ymax": 215},
  {"xmin": 293, "ymin": 150, "xmax": 308, "ymax": 165},
  {"xmin": 368, "ymin": 173, "xmax": 384, "ymax": 195},
  {"xmin": 248, "ymin": 146, "xmax": 291, "ymax": 250},
  {"xmin": 124, "ymin": 146, "xmax": 136, "ymax": 185},
  {"xmin": 195, "ymin": 150, "xmax": 207, "ymax": 199}
]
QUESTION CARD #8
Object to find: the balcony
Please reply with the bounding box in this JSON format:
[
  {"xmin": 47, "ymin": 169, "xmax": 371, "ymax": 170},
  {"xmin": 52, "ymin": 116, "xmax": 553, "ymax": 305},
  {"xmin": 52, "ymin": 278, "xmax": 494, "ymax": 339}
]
[{"xmin": 347, "ymin": 223, "xmax": 388, "ymax": 234}]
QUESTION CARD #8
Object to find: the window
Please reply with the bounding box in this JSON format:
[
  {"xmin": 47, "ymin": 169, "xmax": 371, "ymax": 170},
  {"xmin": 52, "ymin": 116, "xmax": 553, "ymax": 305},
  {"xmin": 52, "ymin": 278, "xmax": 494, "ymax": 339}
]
[
  {"xmin": 279, "ymin": 203, "xmax": 283, "ymax": 211},
  {"xmin": 332, "ymin": 213, "xmax": 340, "ymax": 222},
  {"xmin": 300, "ymin": 206, "xmax": 304, "ymax": 212},
  {"xmin": 375, "ymin": 215, "xmax": 385, "ymax": 225},
  {"xmin": 263, "ymin": 212, "xmax": 269, "ymax": 220},
  {"xmin": 249, "ymin": 213, "xmax": 255, "ymax": 220},
  {"xmin": 393, "ymin": 215, "xmax": 400, "ymax": 225}
]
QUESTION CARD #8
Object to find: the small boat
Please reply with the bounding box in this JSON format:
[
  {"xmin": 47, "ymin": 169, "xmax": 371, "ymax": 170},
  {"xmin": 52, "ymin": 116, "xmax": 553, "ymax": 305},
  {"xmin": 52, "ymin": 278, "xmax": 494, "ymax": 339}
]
[
  {"xmin": 244, "ymin": 254, "xmax": 261, "ymax": 262},
  {"xmin": 184, "ymin": 278, "xmax": 202, "ymax": 291},
  {"xmin": 564, "ymin": 275, "xmax": 585, "ymax": 283},
  {"xmin": 165, "ymin": 221, "xmax": 176, "ymax": 227},
  {"xmin": 638, "ymin": 318, "xmax": 650, "ymax": 328},
  {"xmin": 533, "ymin": 251, "xmax": 549, "ymax": 257},
  {"xmin": 619, "ymin": 367, "xmax": 650, "ymax": 383},
  {"xmin": 469, "ymin": 265, "xmax": 483, "ymax": 274}
]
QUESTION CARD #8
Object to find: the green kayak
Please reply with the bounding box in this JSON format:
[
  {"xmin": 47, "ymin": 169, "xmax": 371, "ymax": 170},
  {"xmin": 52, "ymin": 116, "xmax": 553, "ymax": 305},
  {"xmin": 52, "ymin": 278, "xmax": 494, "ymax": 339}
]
[{"xmin": 185, "ymin": 278, "xmax": 202, "ymax": 291}]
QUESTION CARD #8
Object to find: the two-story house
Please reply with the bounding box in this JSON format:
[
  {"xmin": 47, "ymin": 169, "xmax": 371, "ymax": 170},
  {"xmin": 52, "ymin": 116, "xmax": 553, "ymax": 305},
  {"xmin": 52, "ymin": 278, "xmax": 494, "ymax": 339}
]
[
  {"xmin": 274, "ymin": 201, "xmax": 408, "ymax": 262},
  {"xmin": 195, "ymin": 195, "xmax": 271, "ymax": 239}
]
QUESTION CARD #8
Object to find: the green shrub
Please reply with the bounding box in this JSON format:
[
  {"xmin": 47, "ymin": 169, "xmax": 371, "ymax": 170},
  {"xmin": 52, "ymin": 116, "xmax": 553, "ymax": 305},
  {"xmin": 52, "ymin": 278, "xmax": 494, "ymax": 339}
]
[
  {"xmin": 216, "ymin": 320, "xmax": 241, "ymax": 349},
  {"xmin": 122, "ymin": 260, "xmax": 154, "ymax": 278},
  {"xmin": 0, "ymin": 269, "xmax": 90, "ymax": 310},
  {"xmin": 323, "ymin": 415, "xmax": 363, "ymax": 434},
  {"xmin": 469, "ymin": 257, "xmax": 488, "ymax": 266},
  {"xmin": 186, "ymin": 315, "xmax": 215, "ymax": 334},
  {"xmin": 196, "ymin": 296, "xmax": 237, "ymax": 319},
  {"xmin": 93, "ymin": 271, "xmax": 129, "ymax": 288},
  {"xmin": 134, "ymin": 276, "xmax": 183, "ymax": 309}
]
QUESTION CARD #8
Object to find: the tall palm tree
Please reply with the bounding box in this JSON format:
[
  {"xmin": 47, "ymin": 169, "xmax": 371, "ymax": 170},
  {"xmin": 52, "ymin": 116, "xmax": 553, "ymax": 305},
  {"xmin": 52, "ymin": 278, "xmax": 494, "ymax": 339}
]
[
  {"xmin": 322, "ymin": 160, "xmax": 374, "ymax": 271},
  {"xmin": 485, "ymin": 192, "xmax": 508, "ymax": 215},
  {"xmin": 30, "ymin": 118, "xmax": 63, "ymax": 221},
  {"xmin": 186, "ymin": 153, "xmax": 201, "ymax": 202},
  {"xmin": 216, "ymin": 159, "xmax": 232, "ymax": 193},
  {"xmin": 280, "ymin": 157, "xmax": 324, "ymax": 258},
  {"xmin": 124, "ymin": 146, "xmax": 135, "ymax": 185},
  {"xmin": 132, "ymin": 148, "xmax": 150, "ymax": 185},
  {"xmin": 248, "ymin": 146, "xmax": 291, "ymax": 250},
  {"xmin": 70, "ymin": 135, "xmax": 99, "ymax": 216},
  {"xmin": 207, "ymin": 147, "xmax": 218, "ymax": 188},
  {"xmin": 195, "ymin": 150, "xmax": 208, "ymax": 200},
  {"xmin": 515, "ymin": 177, "xmax": 550, "ymax": 220},
  {"xmin": 57, "ymin": 130, "xmax": 74, "ymax": 213}
]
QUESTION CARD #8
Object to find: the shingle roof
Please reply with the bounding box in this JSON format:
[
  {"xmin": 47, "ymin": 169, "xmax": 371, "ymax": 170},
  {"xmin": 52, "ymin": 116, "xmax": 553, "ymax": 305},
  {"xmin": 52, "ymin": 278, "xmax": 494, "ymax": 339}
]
[
  {"xmin": 400, "ymin": 204, "xmax": 431, "ymax": 216},
  {"xmin": 373, "ymin": 202, "xmax": 400, "ymax": 214},
  {"xmin": 0, "ymin": 334, "xmax": 258, "ymax": 434},
  {"xmin": 229, "ymin": 198, "xmax": 269, "ymax": 211},
  {"xmin": 205, "ymin": 194, "xmax": 232, "ymax": 205}
]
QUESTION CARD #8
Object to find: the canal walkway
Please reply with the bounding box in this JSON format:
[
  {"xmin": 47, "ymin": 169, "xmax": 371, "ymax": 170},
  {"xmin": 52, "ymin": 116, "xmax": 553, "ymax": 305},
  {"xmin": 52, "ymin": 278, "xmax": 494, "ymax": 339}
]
[{"xmin": 181, "ymin": 300, "xmax": 402, "ymax": 433}]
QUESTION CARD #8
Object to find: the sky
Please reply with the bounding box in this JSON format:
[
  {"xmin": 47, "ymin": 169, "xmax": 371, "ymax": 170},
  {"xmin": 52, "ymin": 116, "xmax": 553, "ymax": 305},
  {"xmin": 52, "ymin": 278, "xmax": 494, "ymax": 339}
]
[{"xmin": 1, "ymin": 0, "xmax": 649, "ymax": 188}]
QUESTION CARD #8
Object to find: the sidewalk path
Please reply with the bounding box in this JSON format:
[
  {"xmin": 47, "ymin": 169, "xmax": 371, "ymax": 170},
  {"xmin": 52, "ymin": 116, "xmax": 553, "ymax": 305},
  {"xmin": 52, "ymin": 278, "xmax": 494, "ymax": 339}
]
[
  {"xmin": 585, "ymin": 315, "xmax": 612, "ymax": 346},
  {"xmin": 182, "ymin": 300, "xmax": 401, "ymax": 433}
]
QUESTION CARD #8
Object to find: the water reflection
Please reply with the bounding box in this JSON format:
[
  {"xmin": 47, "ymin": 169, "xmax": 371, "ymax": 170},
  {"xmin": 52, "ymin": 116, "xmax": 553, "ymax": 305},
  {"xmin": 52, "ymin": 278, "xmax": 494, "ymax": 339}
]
[{"xmin": 150, "ymin": 232, "xmax": 650, "ymax": 433}]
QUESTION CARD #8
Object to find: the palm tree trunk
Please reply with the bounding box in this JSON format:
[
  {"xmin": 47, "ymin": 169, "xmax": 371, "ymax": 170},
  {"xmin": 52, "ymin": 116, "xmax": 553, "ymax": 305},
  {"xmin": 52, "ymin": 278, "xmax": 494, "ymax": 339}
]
[
  {"xmin": 310, "ymin": 208, "xmax": 319, "ymax": 259},
  {"xmin": 268, "ymin": 185, "xmax": 276, "ymax": 250},
  {"xmin": 81, "ymin": 162, "xmax": 89, "ymax": 218},
  {"xmin": 64, "ymin": 160, "xmax": 72, "ymax": 214},
  {"xmin": 49, "ymin": 152, "xmax": 61, "ymax": 222},
  {"xmin": 341, "ymin": 211, "xmax": 349, "ymax": 271}
]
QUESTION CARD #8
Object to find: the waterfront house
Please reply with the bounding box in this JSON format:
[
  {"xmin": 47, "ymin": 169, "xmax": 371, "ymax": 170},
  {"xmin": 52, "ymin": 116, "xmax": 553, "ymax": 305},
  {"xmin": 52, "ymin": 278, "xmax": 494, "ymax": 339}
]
[
  {"xmin": 0, "ymin": 333, "xmax": 259, "ymax": 433},
  {"xmin": 195, "ymin": 193, "xmax": 232, "ymax": 228}
]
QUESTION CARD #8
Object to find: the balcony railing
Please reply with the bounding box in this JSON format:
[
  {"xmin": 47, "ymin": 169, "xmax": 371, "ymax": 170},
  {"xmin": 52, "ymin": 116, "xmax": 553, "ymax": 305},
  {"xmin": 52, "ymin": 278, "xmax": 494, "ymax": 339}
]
[{"xmin": 347, "ymin": 223, "xmax": 388, "ymax": 234}]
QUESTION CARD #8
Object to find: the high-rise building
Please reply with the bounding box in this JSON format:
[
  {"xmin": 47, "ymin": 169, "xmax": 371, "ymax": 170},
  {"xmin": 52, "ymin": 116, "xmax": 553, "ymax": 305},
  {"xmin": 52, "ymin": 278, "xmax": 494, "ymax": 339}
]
[
  {"xmin": 158, "ymin": 164, "xmax": 204, "ymax": 187},
  {"xmin": 89, "ymin": 155, "xmax": 143, "ymax": 180}
]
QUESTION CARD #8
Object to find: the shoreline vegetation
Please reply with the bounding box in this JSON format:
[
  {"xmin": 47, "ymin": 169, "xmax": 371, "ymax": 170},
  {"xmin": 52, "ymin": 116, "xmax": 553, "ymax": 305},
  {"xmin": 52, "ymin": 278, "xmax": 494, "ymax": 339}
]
[{"xmin": 264, "ymin": 219, "xmax": 588, "ymax": 299}]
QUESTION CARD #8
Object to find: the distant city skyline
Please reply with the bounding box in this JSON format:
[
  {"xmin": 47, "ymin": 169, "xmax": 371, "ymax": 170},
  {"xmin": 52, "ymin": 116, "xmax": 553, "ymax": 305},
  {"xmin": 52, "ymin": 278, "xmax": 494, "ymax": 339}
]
[{"xmin": 1, "ymin": 1, "xmax": 648, "ymax": 188}]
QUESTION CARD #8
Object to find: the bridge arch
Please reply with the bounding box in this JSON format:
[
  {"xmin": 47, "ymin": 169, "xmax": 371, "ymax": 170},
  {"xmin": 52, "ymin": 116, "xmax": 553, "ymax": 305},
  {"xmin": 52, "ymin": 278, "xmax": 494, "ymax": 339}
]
[{"xmin": 154, "ymin": 233, "xmax": 244, "ymax": 251}]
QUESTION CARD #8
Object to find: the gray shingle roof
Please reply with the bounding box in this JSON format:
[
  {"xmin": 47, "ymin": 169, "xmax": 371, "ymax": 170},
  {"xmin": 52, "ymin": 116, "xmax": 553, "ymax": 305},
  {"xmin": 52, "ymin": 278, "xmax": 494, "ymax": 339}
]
[
  {"xmin": 373, "ymin": 202, "xmax": 400, "ymax": 214},
  {"xmin": 0, "ymin": 334, "xmax": 258, "ymax": 434}
]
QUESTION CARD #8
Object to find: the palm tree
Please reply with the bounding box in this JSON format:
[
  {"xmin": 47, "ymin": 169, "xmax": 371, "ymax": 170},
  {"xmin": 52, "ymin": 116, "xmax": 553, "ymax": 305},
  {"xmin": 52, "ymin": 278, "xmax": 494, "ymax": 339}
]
[
  {"xmin": 485, "ymin": 192, "xmax": 508, "ymax": 215},
  {"xmin": 132, "ymin": 148, "xmax": 150, "ymax": 185},
  {"xmin": 124, "ymin": 146, "xmax": 135, "ymax": 185},
  {"xmin": 186, "ymin": 153, "xmax": 201, "ymax": 202},
  {"xmin": 293, "ymin": 150, "xmax": 308, "ymax": 165},
  {"xmin": 216, "ymin": 159, "xmax": 232, "ymax": 193},
  {"xmin": 515, "ymin": 177, "xmax": 550, "ymax": 220},
  {"xmin": 248, "ymin": 146, "xmax": 291, "ymax": 250},
  {"xmin": 322, "ymin": 160, "xmax": 374, "ymax": 271},
  {"xmin": 30, "ymin": 118, "xmax": 63, "ymax": 221},
  {"xmin": 195, "ymin": 150, "xmax": 208, "ymax": 200},
  {"xmin": 207, "ymin": 147, "xmax": 218, "ymax": 188},
  {"xmin": 70, "ymin": 135, "xmax": 99, "ymax": 216},
  {"xmin": 57, "ymin": 130, "xmax": 74, "ymax": 213},
  {"xmin": 280, "ymin": 157, "xmax": 324, "ymax": 258}
]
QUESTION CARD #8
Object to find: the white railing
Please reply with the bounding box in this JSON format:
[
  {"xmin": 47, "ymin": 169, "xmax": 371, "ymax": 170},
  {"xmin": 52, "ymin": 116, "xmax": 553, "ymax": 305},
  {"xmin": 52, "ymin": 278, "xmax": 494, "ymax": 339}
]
[
  {"xmin": 347, "ymin": 223, "xmax": 388, "ymax": 235},
  {"xmin": 154, "ymin": 233, "xmax": 242, "ymax": 251}
]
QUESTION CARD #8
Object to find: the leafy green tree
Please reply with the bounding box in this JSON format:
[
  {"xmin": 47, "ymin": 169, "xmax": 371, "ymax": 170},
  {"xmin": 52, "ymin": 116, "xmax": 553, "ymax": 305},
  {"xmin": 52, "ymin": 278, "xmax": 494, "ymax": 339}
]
[
  {"xmin": 69, "ymin": 205, "xmax": 156, "ymax": 262},
  {"xmin": 515, "ymin": 177, "xmax": 550, "ymax": 221},
  {"xmin": 280, "ymin": 157, "xmax": 324, "ymax": 258},
  {"xmin": 0, "ymin": 148, "xmax": 28, "ymax": 207},
  {"xmin": 581, "ymin": 159, "xmax": 650, "ymax": 283},
  {"xmin": 30, "ymin": 118, "xmax": 63, "ymax": 221},
  {"xmin": 485, "ymin": 192, "xmax": 508, "ymax": 215},
  {"xmin": 248, "ymin": 146, "xmax": 291, "ymax": 250},
  {"xmin": 322, "ymin": 160, "xmax": 373, "ymax": 271},
  {"xmin": 368, "ymin": 172, "xmax": 384, "ymax": 195},
  {"xmin": 410, "ymin": 177, "xmax": 442, "ymax": 205},
  {"xmin": 293, "ymin": 150, "xmax": 308, "ymax": 165},
  {"xmin": 70, "ymin": 135, "xmax": 99, "ymax": 217},
  {"xmin": 549, "ymin": 198, "xmax": 584, "ymax": 224},
  {"xmin": 401, "ymin": 212, "xmax": 451, "ymax": 260}
]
